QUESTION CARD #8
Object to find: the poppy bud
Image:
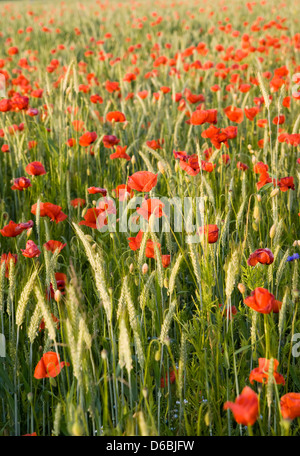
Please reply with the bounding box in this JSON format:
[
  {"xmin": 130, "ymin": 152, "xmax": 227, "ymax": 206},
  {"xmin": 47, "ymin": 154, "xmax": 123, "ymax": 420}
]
[
  {"xmin": 253, "ymin": 205, "xmax": 259, "ymax": 220},
  {"xmin": 157, "ymin": 161, "xmax": 165, "ymax": 174},
  {"xmin": 54, "ymin": 290, "xmax": 62, "ymax": 303},
  {"xmin": 142, "ymin": 387, "xmax": 148, "ymax": 399},
  {"xmin": 164, "ymin": 277, "xmax": 169, "ymax": 288},
  {"xmin": 238, "ymin": 283, "xmax": 246, "ymax": 294},
  {"xmin": 26, "ymin": 227, "xmax": 32, "ymax": 237},
  {"xmin": 27, "ymin": 392, "xmax": 33, "ymax": 402},
  {"xmin": 142, "ymin": 263, "xmax": 148, "ymax": 274},
  {"xmin": 131, "ymin": 155, "xmax": 136, "ymax": 165},
  {"xmin": 92, "ymin": 200, "xmax": 97, "ymax": 206},
  {"xmin": 256, "ymin": 194, "xmax": 261, "ymax": 202},
  {"xmin": 81, "ymin": 207, "xmax": 87, "ymax": 218},
  {"xmin": 269, "ymin": 223, "xmax": 276, "ymax": 239},
  {"xmin": 155, "ymin": 350, "xmax": 161, "ymax": 361},
  {"xmin": 84, "ymin": 234, "xmax": 94, "ymax": 242},
  {"xmin": 101, "ymin": 349, "xmax": 108, "ymax": 360},
  {"xmin": 175, "ymin": 161, "xmax": 179, "ymax": 172},
  {"xmin": 247, "ymin": 144, "xmax": 252, "ymax": 150},
  {"xmin": 129, "ymin": 263, "xmax": 134, "ymax": 273},
  {"xmin": 252, "ymin": 156, "xmax": 257, "ymax": 164},
  {"xmin": 72, "ymin": 422, "xmax": 84, "ymax": 436},
  {"xmin": 270, "ymin": 188, "xmax": 279, "ymax": 198}
]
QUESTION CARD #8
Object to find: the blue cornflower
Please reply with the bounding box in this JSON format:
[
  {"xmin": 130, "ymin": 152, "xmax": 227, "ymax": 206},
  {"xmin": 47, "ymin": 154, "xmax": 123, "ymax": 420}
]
[{"xmin": 287, "ymin": 253, "xmax": 300, "ymax": 262}]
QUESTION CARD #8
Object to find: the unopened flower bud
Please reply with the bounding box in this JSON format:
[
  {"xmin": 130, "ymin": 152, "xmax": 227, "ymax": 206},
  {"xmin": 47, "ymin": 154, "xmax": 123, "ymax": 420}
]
[
  {"xmin": 155, "ymin": 350, "xmax": 161, "ymax": 361},
  {"xmin": 237, "ymin": 283, "xmax": 246, "ymax": 294},
  {"xmin": 72, "ymin": 422, "xmax": 84, "ymax": 436},
  {"xmin": 256, "ymin": 194, "xmax": 262, "ymax": 202},
  {"xmin": 129, "ymin": 263, "xmax": 134, "ymax": 273},
  {"xmin": 158, "ymin": 161, "xmax": 165, "ymax": 174},
  {"xmin": 131, "ymin": 155, "xmax": 136, "ymax": 165},
  {"xmin": 81, "ymin": 207, "xmax": 87, "ymax": 218},
  {"xmin": 270, "ymin": 188, "xmax": 279, "ymax": 198},
  {"xmin": 101, "ymin": 349, "xmax": 108, "ymax": 360},
  {"xmin": 26, "ymin": 228, "xmax": 32, "ymax": 238},
  {"xmin": 253, "ymin": 205, "xmax": 259, "ymax": 220},
  {"xmin": 54, "ymin": 290, "xmax": 62, "ymax": 303},
  {"xmin": 142, "ymin": 263, "xmax": 148, "ymax": 274}
]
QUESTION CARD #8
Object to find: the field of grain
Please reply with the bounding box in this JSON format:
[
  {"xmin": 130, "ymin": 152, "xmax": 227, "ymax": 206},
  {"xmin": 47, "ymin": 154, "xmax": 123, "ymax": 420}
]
[{"xmin": 0, "ymin": 0, "xmax": 300, "ymax": 437}]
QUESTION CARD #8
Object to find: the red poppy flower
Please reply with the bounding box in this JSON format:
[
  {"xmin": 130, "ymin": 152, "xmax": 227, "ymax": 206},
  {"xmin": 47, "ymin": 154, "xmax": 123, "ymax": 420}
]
[
  {"xmin": 224, "ymin": 106, "xmax": 244, "ymax": 123},
  {"xmin": 87, "ymin": 187, "xmax": 107, "ymax": 196},
  {"xmin": 1, "ymin": 144, "xmax": 9, "ymax": 153},
  {"xmin": 106, "ymin": 111, "xmax": 126, "ymax": 123},
  {"xmin": 21, "ymin": 240, "xmax": 41, "ymax": 258},
  {"xmin": 72, "ymin": 120, "xmax": 85, "ymax": 132},
  {"xmin": 105, "ymin": 80, "xmax": 120, "ymax": 93},
  {"xmin": 198, "ymin": 224, "xmax": 219, "ymax": 243},
  {"xmin": 250, "ymin": 358, "xmax": 285, "ymax": 385},
  {"xmin": 43, "ymin": 240, "xmax": 66, "ymax": 253},
  {"xmin": 201, "ymin": 126, "xmax": 229, "ymax": 149},
  {"xmin": 161, "ymin": 254, "xmax": 171, "ymax": 268},
  {"xmin": 31, "ymin": 202, "xmax": 67, "ymax": 223},
  {"xmin": 145, "ymin": 239, "xmax": 161, "ymax": 259},
  {"xmin": 25, "ymin": 161, "xmax": 46, "ymax": 176},
  {"xmin": 128, "ymin": 171, "xmax": 158, "ymax": 192},
  {"xmin": 110, "ymin": 145, "xmax": 130, "ymax": 161},
  {"xmin": 272, "ymin": 115, "xmax": 285, "ymax": 125},
  {"xmin": 237, "ymin": 162, "xmax": 249, "ymax": 171},
  {"xmin": 102, "ymin": 135, "xmax": 120, "ymax": 148},
  {"xmin": 244, "ymin": 287, "xmax": 282, "ymax": 314},
  {"xmin": 137, "ymin": 198, "xmax": 165, "ymax": 221},
  {"xmin": 1, "ymin": 220, "xmax": 34, "ymax": 237},
  {"xmin": 71, "ymin": 198, "xmax": 86, "ymax": 208},
  {"xmin": 277, "ymin": 177, "xmax": 295, "ymax": 192},
  {"xmin": 285, "ymin": 134, "xmax": 300, "ymax": 147},
  {"xmin": 245, "ymin": 107, "xmax": 260, "ymax": 121},
  {"xmin": 254, "ymin": 162, "xmax": 269, "ymax": 174},
  {"xmin": 247, "ymin": 248, "xmax": 274, "ymax": 266},
  {"xmin": 23, "ymin": 432, "xmax": 37, "ymax": 436},
  {"xmin": 0, "ymin": 253, "xmax": 18, "ymax": 278},
  {"xmin": 146, "ymin": 139, "xmax": 164, "ymax": 150},
  {"xmin": 179, "ymin": 154, "xmax": 200, "ymax": 176},
  {"xmin": 90, "ymin": 94, "xmax": 103, "ymax": 104},
  {"xmin": 224, "ymin": 386, "xmax": 259, "ymax": 426},
  {"xmin": 39, "ymin": 313, "xmax": 59, "ymax": 332},
  {"xmin": 160, "ymin": 369, "xmax": 177, "ymax": 388},
  {"xmin": 11, "ymin": 177, "xmax": 32, "ymax": 191},
  {"xmin": 257, "ymin": 171, "xmax": 273, "ymax": 190},
  {"xmin": 137, "ymin": 90, "xmax": 148, "ymax": 99},
  {"xmin": 34, "ymin": 351, "xmax": 69, "ymax": 379},
  {"xmin": 79, "ymin": 131, "xmax": 97, "ymax": 147},
  {"xmin": 280, "ymin": 393, "xmax": 300, "ymax": 421},
  {"xmin": 201, "ymin": 160, "xmax": 216, "ymax": 172},
  {"xmin": 190, "ymin": 109, "xmax": 218, "ymax": 125},
  {"xmin": 112, "ymin": 184, "xmax": 134, "ymax": 201},
  {"xmin": 28, "ymin": 141, "xmax": 37, "ymax": 150},
  {"xmin": 128, "ymin": 230, "xmax": 144, "ymax": 251},
  {"xmin": 66, "ymin": 138, "xmax": 76, "ymax": 147},
  {"xmin": 79, "ymin": 201, "xmax": 115, "ymax": 230}
]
